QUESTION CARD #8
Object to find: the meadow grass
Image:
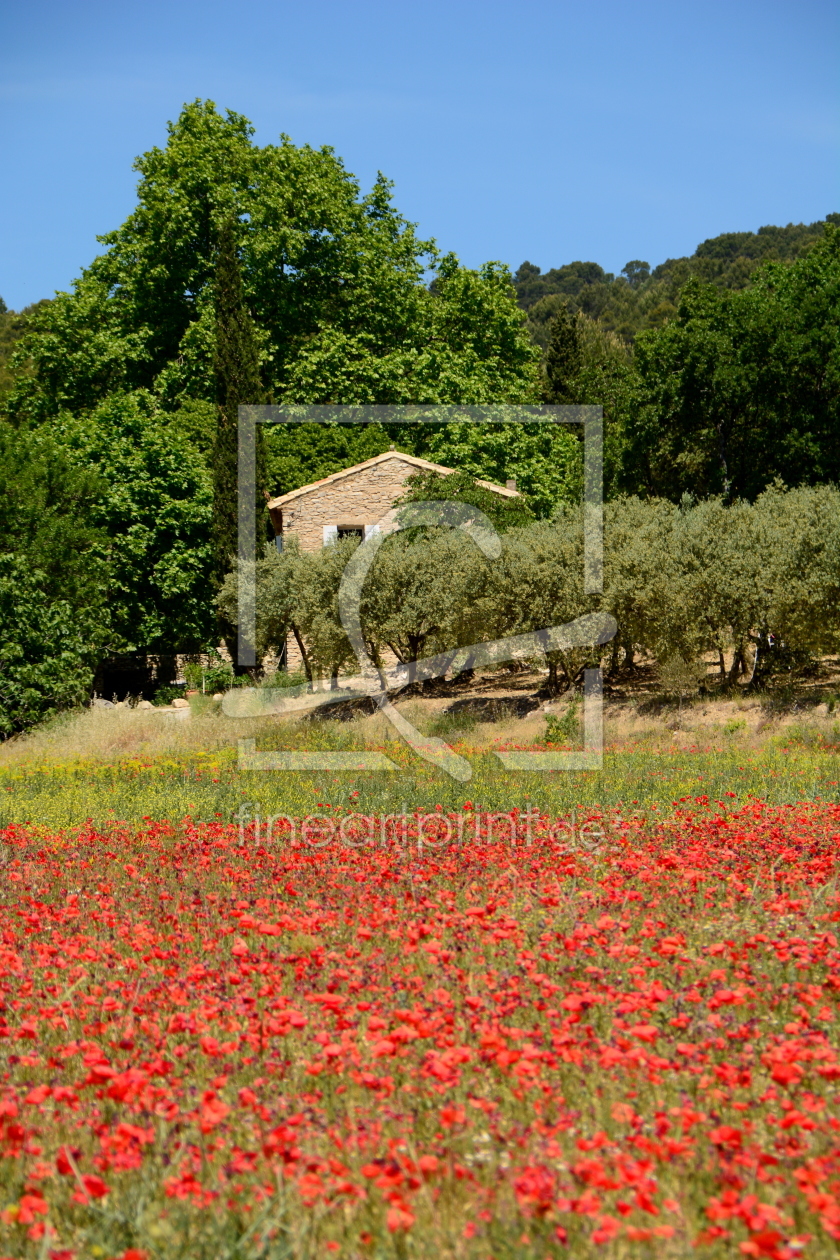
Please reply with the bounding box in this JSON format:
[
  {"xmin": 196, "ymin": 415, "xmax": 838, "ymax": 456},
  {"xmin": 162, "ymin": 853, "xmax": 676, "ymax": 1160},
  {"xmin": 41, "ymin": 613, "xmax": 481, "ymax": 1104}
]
[{"xmin": 0, "ymin": 700, "xmax": 838, "ymax": 828}]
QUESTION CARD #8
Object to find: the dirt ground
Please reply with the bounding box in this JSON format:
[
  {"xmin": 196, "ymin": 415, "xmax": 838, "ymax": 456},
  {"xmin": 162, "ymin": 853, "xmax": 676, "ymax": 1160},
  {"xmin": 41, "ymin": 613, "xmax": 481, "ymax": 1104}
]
[
  {"xmin": 4, "ymin": 659, "xmax": 840, "ymax": 767},
  {"xmin": 307, "ymin": 651, "xmax": 840, "ymax": 755},
  {"xmin": 380, "ymin": 661, "xmax": 840, "ymax": 751}
]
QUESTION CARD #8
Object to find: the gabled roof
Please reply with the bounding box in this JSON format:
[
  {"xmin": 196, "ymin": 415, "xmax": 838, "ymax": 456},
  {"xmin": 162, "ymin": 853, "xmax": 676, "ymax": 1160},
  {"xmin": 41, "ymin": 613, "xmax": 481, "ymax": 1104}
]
[{"xmin": 266, "ymin": 450, "xmax": 519, "ymax": 510}]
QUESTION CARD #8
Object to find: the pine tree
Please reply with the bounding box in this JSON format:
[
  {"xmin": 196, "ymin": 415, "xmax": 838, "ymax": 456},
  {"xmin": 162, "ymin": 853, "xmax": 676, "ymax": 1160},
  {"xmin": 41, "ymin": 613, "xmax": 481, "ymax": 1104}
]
[
  {"xmin": 212, "ymin": 218, "xmax": 267, "ymax": 592},
  {"xmin": 543, "ymin": 304, "xmax": 582, "ymax": 403}
]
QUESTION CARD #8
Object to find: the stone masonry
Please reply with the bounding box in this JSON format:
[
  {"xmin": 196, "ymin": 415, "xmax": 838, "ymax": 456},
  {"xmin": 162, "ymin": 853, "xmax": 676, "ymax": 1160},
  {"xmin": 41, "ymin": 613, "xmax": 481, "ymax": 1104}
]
[
  {"xmin": 267, "ymin": 450, "xmax": 517, "ymax": 553},
  {"xmin": 266, "ymin": 450, "xmax": 518, "ymax": 671}
]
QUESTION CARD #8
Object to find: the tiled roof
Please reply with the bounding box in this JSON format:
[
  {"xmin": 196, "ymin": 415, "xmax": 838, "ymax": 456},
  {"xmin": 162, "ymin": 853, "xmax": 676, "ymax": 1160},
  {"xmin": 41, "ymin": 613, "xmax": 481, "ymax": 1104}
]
[{"xmin": 266, "ymin": 450, "xmax": 519, "ymax": 509}]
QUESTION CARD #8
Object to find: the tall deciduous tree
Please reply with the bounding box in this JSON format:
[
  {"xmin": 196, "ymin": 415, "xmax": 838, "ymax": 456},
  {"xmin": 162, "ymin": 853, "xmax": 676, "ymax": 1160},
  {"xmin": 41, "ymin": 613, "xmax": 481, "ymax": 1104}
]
[
  {"xmin": 212, "ymin": 217, "xmax": 266, "ymax": 592},
  {"xmin": 57, "ymin": 392, "xmax": 216, "ymax": 653},
  {"xmin": 5, "ymin": 100, "xmax": 540, "ymax": 543},
  {"xmin": 7, "ymin": 101, "xmax": 538, "ymax": 428},
  {"xmin": 0, "ymin": 555, "xmax": 104, "ymax": 737},
  {"xmin": 0, "ymin": 421, "xmax": 113, "ymax": 735},
  {"xmin": 396, "ymin": 468, "xmax": 535, "ymax": 530}
]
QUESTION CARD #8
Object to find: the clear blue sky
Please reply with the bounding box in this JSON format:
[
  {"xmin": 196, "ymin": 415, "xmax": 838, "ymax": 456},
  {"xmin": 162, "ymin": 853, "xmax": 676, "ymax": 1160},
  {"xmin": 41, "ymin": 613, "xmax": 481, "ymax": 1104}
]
[{"xmin": 1, "ymin": 0, "xmax": 838, "ymax": 310}]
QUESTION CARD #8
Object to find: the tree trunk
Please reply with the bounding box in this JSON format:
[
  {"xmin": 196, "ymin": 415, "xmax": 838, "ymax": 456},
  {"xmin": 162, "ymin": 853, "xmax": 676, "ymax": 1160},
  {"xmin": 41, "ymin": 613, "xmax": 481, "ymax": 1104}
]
[
  {"xmin": 728, "ymin": 645, "xmax": 745, "ymax": 685},
  {"xmin": 291, "ymin": 624, "xmax": 313, "ymax": 688},
  {"xmin": 407, "ymin": 633, "xmax": 427, "ymax": 690}
]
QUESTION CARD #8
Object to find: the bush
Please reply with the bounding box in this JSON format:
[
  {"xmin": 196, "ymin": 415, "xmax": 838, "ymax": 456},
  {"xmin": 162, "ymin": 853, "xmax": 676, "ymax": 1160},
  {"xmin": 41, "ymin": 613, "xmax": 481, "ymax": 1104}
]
[
  {"xmin": 545, "ymin": 705, "xmax": 581, "ymax": 745},
  {"xmin": 153, "ymin": 684, "xmax": 186, "ymax": 707},
  {"xmin": 261, "ymin": 671, "xmax": 309, "ymax": 690},
  {"xmin": 0, "ymin": 555, "xmax": 104, "ymax": 738},
  {"xmin": 184, "ymin": 657, "xmax": 237, "ymax": 694}
]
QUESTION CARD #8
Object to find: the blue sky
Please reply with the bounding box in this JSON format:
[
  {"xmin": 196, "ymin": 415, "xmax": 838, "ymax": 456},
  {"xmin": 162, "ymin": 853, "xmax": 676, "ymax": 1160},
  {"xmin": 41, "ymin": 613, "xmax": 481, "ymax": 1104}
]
[{"xmin": 1, "ymin": 0, "xmax": 838, "ymax": 310}]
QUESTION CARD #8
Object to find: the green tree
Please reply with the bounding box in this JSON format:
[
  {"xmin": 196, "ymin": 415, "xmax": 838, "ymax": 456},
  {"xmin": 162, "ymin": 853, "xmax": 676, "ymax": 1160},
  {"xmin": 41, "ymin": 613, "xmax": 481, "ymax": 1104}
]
[
  {"xmin": 360, "ymin": 527, "xmax": 496, "ymax": 683},
  {"xmin": 279, "ymin": 254, "xmax": 539, "ymax": 408},
  {"xmin": 409, "ymin": 419, "xmax": 581, "ymax": 519},
  {"xmin": 526, "ymin": 306, "xmax": 636, "ymax": 502},
  {"xmin": 0, "ymin": 422, "xmax": 112, "ymax": 735},
  {"xmin": 224, "ymin": 486, "xmax": 840, "ymax": 698},
  {"xmin": 0, "ymin": 554, "xmax": 103, "ymax": 738},
  {"xmin": 396, "ymin": 468, "xmax": 535, "ymax": 531},
  {"xmin": 543, "ymin": 305, "xmax": 582, "ymax": 404},
  {"xmin": 56, "ymin": 393, "xmax": 215, "ymax": 652},
  {"xmin": 485, "ymin": 516, "xmax": 597, "ymax": 694},
  {"xmin": 622, "ymin": 226, "xmax": 840, "ymax": 500},
  {"xmin": 8, "ymin": 101, "xmax": 538, "ymax": 431},
  {"xmin": 0, "ymin": 299, "xmax": 51, "ymax": 403},
  {"xmin": 602, "ymin": 496, "xmax": 681, "ymax": 671},
  {"xmin": 0, "ymin": 422, "xmax": 109, "ymax": 613},
  {"xmin": 219, "ymin": 537, "xmax": 360, "ymax": 686},
  {"xmin": 621, "ymin": 261, "xmax": 650, "ymax": 290},
  {"xmin": 212, "ymin": 217, "xmax": 267, "ymax": 592},
  {"xmin": 752, "ymin": 483, "xmax": 840, "ymax": 666},
  {"xmin": 263, "ymin": 421, "xmax": 393, "ymax": 500}
]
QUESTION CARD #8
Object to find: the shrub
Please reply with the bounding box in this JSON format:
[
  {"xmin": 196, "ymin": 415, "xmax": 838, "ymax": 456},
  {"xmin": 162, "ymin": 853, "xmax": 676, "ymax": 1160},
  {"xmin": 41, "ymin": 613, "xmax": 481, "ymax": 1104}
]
[
  {"xmin": 545, "ymin": 704, "xmax": 581, "ymax": 745},
  {"xmin": 153, "ymin": 684, "xmax": 186, "ymax": 707},
  {"xmin": 0, "ymin": 555, "xmax": 103, "ymax": 738},
  {"xmin": 184, "ymin": 656, "xmax": 237, "ymax": 694}
]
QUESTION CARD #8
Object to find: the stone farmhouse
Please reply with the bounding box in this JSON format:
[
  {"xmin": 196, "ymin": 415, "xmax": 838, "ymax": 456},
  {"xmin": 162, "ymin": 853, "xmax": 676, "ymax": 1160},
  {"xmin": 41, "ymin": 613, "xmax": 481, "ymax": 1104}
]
[
  {"xmin": 267, "ymin": 449, "xmax": 519, "ymax": 673},
  {"xmin": 267, "ymin": 449, "xmax": 518, "ymax": 552}
]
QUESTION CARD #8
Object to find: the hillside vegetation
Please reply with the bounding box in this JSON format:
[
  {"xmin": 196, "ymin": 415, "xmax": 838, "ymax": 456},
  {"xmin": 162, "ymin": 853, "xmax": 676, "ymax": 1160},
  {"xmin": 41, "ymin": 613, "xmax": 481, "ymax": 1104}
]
[{"xmin": 515, "ymin": 215, "xmax": 839, "ymax": 345}]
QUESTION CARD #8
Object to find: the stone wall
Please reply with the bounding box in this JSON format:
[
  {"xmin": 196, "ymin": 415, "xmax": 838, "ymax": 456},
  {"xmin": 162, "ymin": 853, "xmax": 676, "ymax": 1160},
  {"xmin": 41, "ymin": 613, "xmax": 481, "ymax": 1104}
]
[{"xmin": 276, "ymin": 456, "xmax": 423, "ymax": 552}]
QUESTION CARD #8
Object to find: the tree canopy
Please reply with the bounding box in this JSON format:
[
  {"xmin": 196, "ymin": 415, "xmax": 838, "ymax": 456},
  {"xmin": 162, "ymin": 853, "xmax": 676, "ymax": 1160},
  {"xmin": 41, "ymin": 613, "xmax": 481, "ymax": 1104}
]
[
  {"xmin": 7, "ymin": 100, "xmax": 539, "ymax": 429},
  {"xmin": 621, "ymin": 227, "xmax": 840, "ymax": 499},
  {"xmin": 516, "ymin": 215, "xmax": 838, "ymax": 344}
]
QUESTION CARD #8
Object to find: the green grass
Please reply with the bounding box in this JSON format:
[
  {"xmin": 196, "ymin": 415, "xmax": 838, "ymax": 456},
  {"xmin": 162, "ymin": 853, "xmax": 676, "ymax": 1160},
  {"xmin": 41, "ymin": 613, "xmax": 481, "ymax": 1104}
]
[{"xmin": 1, "ymin": 708, "xmax": 839, "ymax": 828}]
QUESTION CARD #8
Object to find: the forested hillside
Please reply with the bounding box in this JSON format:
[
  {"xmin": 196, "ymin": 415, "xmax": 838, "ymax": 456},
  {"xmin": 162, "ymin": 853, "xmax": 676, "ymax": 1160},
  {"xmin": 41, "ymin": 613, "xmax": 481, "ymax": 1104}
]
[
  {"xmin": 515, "ymin": 215, "xmax": 839, "ymax": 345},
  {"xmin": 535, "ymin": 218, "xmax": 840, "ymax": 502}
]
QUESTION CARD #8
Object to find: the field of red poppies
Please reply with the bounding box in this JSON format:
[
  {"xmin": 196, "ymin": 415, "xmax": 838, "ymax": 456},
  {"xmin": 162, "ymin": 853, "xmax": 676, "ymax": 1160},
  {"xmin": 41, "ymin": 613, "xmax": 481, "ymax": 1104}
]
[{"xmin": 1, "ymin": 800, "xmax": 839, "ymax": 1259}]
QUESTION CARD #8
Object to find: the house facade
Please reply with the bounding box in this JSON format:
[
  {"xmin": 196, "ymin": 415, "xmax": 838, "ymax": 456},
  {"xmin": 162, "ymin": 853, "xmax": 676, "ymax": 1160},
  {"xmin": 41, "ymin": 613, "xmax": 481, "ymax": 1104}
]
[
  {"xmin": 267, "ymin": 450, "xmax": 518, "ymax": 553},
  {"xmin": 266, "ymin": 450, "xmax": 518, "ymax": 674}
]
